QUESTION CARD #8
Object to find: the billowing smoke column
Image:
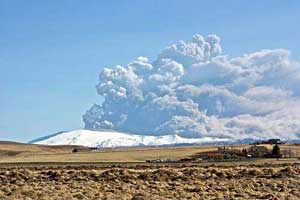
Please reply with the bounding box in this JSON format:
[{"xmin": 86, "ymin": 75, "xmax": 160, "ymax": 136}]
[{"xmin": 83, "ymin": 34, "xmax": 300, "ymax": 141}]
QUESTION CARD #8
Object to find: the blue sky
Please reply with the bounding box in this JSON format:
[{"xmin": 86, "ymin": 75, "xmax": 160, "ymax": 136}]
[{"xmin": 1, "ymin": 0, "xmax": 300, "ymax": 142}]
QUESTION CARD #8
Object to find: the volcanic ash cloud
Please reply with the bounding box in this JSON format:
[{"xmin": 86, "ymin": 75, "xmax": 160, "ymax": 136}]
[{"xmin": 83, "ymin": 34, "xmax": 300, "ymax": 141}]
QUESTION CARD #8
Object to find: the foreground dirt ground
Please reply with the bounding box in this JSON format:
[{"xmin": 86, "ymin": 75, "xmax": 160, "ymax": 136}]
[{"xmin": 0, "ymin": 162, "xmax": 300, "ymax": 200}]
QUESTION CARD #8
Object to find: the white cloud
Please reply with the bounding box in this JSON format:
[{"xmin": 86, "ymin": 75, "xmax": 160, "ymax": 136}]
[{"xmin": 83, "ymin": 34, "xmax": 300, "ymax": 140}]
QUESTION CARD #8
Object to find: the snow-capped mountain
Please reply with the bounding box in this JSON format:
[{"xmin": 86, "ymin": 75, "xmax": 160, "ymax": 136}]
[{"xmin": 30, "ymin": 129, "xmax": 230, "ymax": 148}]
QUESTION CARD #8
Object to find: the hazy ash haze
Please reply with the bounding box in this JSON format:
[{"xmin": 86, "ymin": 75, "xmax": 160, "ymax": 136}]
[{"xmin": 83, "ymin": 34, "xmax": 300, "ymax": 141}]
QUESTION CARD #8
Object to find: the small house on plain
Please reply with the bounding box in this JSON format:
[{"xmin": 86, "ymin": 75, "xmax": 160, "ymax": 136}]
[
  {"xmin": 248, "ymin": 145, "xmax": 269, "ymax": 157},
  {"xmin": 191, "ymin": 149, "xmax": 242, "ymax": 161},
  {"xmin": 194, "ymin": 151, "xmax": 224, "ymax": 161}
]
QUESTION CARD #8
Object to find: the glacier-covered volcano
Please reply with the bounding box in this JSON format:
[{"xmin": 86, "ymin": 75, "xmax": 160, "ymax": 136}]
[{"xmin": 30, "ymin": 129, "xmax": 230, "ymax": 148}]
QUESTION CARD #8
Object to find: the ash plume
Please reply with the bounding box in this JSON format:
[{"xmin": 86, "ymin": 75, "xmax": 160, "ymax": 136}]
[{"xmin": 83, "ymin": 34, "xmax": 300, "ymax": 140}]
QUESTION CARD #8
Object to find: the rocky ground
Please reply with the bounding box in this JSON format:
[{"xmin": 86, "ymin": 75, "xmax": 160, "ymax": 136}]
[{"xmin": 0, "ymin": 163, "xmax": 300, "ymax": 200}]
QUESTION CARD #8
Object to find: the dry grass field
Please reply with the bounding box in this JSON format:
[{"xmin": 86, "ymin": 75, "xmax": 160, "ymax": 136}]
[
  {"xmin": 1, "ymin": 142, "xmax": 299, "ymax": 163},
  {"xmin": 0, "ymin": 142, "xmax": 300, "ymax": 199},
  {"xmin": 0, "ymin": 162, "xmax": 300, "ymax": 199},
  {"xmin": 0, "ymin": 142, "xmax": 221, "ymax": 163}
]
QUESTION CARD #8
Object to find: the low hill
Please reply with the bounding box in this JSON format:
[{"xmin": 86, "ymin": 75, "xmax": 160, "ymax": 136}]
[{"xmin": 0, "ymin": 140, "xmax": 88, "ymax": 158}]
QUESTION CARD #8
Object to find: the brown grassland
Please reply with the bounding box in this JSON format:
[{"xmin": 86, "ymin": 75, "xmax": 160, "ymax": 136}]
[{"xmin": 0, "ymin": 142, "xmax": 300, "ymax": 199}]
